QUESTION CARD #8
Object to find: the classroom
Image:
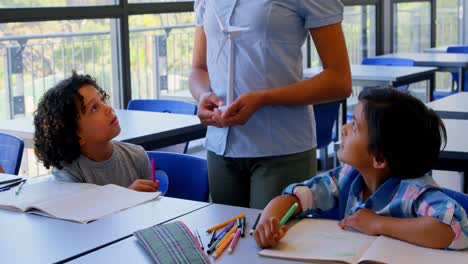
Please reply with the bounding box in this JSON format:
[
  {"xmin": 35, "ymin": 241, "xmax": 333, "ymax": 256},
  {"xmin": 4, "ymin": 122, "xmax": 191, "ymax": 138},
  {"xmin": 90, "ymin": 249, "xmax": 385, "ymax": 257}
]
[{"xmin": 0, "ymin": 1, "xmax": 467, "ymax": 263}]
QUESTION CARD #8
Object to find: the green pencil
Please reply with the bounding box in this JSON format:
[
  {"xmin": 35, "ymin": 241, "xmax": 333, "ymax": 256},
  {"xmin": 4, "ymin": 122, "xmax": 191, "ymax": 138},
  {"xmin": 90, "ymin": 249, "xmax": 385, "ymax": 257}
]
[{"xmin": 278, "ymin": 202, "xmax": 298, "ymax": 228}]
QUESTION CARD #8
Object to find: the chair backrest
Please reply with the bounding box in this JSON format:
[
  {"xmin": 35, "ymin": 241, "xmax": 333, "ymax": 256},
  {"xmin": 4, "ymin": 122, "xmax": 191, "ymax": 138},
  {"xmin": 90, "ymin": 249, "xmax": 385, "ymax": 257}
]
[
  {"xmin": 0, "ymin": 132, "xmax": 24, "ymax": 175},
  {"xmin": 127, "ymin": 99, "xmax": 198, "ymax": 153},
  {"xmin": 147, "ymin": 151, "xmax": 209, "ymax": 202},
  {"xmin": 127, "ymin": 99, "xmax": 197, "ymax": 115},
  {"xmin": 362, "ymin": 57, "xmax": 415, "ymax": 91},
  {"xmin": 314, "ymin": 101, "xmax": 340, "ymax": 149},
  {"xmin": 440, "ymin": 187, "xmax": 468, "ymax": 213},
  {"xmin": 447, "ymin": 46, "xmax": 468, "ymax": 92}
]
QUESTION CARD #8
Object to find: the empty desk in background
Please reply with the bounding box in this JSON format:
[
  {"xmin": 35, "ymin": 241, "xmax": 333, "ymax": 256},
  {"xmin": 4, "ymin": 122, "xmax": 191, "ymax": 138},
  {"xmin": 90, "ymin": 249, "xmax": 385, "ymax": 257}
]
[
  {"xmin": 435, "ymin": 119, "xmax": 468, "ymax": 193},
  {"xmin": 0, "ymin": 193, "xmax": 209, "ymax": 264},
  {"xmin": 305, "ymin": 64, "xmax": 437, "ymax": 125},
  {"xmin": 72, "ymin": 203, "xmax": 301, "ymax": 264},
  {"xmin": 424, "ymin": 45, "xmax": 452, "ymax": 53},
  {"xmin": 0, "ymin": 109, "xmax": 206, "ymax": 150},
  {"xmin": 304, "ymin": 64, "xmax": 436, "ymax": 88},
  {"xmin": 427, "ymin": 92, "xmax": 468, "ymax": 119},
  {"xmin": 374, "ymin": 53, "xmax": 468, "ymax": 95}
]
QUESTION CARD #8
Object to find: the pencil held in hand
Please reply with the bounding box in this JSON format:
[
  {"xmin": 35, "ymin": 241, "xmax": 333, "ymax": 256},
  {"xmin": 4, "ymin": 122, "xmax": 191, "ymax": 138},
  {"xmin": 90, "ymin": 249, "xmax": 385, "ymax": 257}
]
[{"xmin": 278, "ymin": 202, "xmax": 298, "ymax": 228}]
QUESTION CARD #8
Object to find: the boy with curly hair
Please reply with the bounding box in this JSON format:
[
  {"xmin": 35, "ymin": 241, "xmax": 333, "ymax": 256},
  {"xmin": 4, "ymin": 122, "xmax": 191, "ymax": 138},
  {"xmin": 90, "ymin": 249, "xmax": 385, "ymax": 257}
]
[
  {"xmin": 254, "ymin": 88, "xmax": 468, "ymax": 250},
  {"xmin": 34, "ymin": 71, "xmax": 159, "ymax": 192}
]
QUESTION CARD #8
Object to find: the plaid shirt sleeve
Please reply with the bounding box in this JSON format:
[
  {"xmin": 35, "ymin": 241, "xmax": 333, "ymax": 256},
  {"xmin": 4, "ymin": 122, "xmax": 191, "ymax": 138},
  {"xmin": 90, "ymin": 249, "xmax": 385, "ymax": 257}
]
[
  {"xmin": 412, "ymin": 188, "xmax": 468, "ymax": 250},
  {"xmin": 283, "ymin": 164, "xmax": 353, "ymax": 218}
]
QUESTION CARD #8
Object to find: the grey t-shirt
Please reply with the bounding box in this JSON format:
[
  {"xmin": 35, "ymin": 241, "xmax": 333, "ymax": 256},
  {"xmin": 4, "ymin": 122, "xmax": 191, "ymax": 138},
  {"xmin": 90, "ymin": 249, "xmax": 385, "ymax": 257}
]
[{"xmin": 52, "ymin": 141, "xmax": 152, "ymax": 187}]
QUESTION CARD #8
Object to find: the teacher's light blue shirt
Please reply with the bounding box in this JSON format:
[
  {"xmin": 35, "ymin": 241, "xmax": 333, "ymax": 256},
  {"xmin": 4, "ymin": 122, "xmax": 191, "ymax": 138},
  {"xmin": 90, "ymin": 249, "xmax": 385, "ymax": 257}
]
[{"xmin": 195, "ymin": 0, "xmax": 343, "ymax": 157}]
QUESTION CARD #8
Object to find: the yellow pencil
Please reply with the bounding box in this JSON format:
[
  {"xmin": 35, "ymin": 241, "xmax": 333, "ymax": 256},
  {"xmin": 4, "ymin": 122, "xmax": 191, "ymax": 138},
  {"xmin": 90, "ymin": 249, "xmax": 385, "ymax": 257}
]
[
  {"xmin": 213, "ymin": 233, "xmax": 234, "ymax": 259},
  {"xmin": 215, "ymin": 224, "xmax": 237, "ymax": 249},
  {"xmin": 206, "ymin": 213, "xmax": 246, "ymax": 233}
]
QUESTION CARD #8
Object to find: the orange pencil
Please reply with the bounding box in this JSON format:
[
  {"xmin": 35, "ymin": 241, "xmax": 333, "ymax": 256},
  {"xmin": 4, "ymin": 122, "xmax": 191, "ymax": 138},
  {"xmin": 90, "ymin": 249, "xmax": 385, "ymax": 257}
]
[
  {"xmin": 215, "ymin": 224, "xmax": 237, "ymax": 249},
  {"xmin": 213, "ymin": 233, "xmax": 234, "ymax": 259},
  {"xmin": 206, "ymin": 213, "xmax": 246, "ymax": 233}
]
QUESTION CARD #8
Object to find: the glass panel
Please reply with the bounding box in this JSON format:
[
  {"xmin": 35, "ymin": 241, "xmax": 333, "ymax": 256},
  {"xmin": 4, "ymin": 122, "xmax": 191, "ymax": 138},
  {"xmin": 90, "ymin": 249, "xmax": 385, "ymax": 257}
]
[
  {"xmin": 393, "ymin": 2, "xmax": 431, "ymax": 52},
  {"xmin": 436, "ymin": 0, "xmax": 458, "ymax": 46},
  {"xmin": 0, "ymin": 19, "xmax": 119, "ymax": 177},
  {"xmin": 128, "ymin": 12, "xmax": 195, "ymax": 100},
  {"xmin": 309, "ymin": 5, "xmax": 377, "ymax": 66},
  {"xmin": 0, "ymin": 0, "xmax": 116, "ymax": 8},
  {"xmin": 128, "ymin": 0, "xmax": 191, "ymax": 3},
  {"xmin": 0, "ymin": 19, "xmax": 118, "ymax": 121},
  {"xmin": 435, "ymin": 0, "xmax": 459, "ymax": 99}
]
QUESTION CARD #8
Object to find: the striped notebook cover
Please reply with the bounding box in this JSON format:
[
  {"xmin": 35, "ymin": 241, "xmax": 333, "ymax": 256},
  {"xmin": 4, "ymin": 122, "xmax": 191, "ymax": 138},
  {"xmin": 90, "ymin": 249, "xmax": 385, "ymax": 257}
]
[{"xmin": 134, "ymin": 221, "xmax": 210, "ymax": 264}]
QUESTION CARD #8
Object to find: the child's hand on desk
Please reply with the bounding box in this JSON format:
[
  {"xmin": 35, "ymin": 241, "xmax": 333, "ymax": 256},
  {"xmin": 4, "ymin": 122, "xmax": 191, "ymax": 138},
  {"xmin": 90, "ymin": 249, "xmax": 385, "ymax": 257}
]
[
  {"xmin": 129, "ymin": 179, "xmax": 159, "ymax": 192},
  {"xmin": 338, "ymin": 208, "xmax": 383, "ymax": 236},
  {"xmin": 253, "ymin": 217, "xmax": 288, "ymax": 248}
]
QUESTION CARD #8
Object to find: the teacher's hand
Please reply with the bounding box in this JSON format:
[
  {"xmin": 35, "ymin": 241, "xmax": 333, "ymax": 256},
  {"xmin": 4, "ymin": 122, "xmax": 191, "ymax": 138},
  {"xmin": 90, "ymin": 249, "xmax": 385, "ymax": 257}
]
[
  {"xmin": 222, "ymin": 91, "xmax": 265, "ymax": 126},
  {"xmin": 197, "ymin": 92, "xmax": 226, "ymax": 128}
]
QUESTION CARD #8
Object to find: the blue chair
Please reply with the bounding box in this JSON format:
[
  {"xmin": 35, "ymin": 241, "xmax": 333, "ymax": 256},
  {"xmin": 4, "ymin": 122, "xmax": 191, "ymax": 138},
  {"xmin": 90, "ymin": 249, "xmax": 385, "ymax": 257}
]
[
  {"xmin": 0, "ymin": 132, "xmax": 24, "ymax": 175},
  {"xmin": 314, "ymin": 101, "xmax": 340, "ymax": 171},
  {"xmin": 433, "ymin": 46, "xmax": 468, "ymax": 100},
  {"xmin": 127, "ymin": 99, "xmax": 198, "ymax": 153},
  {"xmin": 362, "ymin": 57, "xmax": 415, "ymax": 91},
  {"xmin": 440, "ymin": 187, "xmax": 468, "ymax": 213},
  {"xmin": 147, "ymin": 151, "xmax": 209, "ymax": 202}
]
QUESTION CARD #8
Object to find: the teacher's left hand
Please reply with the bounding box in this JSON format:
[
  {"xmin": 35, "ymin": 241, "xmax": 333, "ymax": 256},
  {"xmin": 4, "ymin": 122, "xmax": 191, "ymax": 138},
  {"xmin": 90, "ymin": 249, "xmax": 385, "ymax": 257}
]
[{"xmin": 221, "ymin": 91, "xmax": 266, "ymax": 126}]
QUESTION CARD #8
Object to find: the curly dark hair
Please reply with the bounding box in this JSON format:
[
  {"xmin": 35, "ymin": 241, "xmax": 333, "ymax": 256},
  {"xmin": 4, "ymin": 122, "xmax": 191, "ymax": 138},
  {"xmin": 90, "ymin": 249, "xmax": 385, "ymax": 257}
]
[
  {"xmin": 358, "ymin": 88, "xmax": 447, "ymax": 179},
  {"xmin": 34, "ymin": 71, "xmax": 109, "ymax": 169}
]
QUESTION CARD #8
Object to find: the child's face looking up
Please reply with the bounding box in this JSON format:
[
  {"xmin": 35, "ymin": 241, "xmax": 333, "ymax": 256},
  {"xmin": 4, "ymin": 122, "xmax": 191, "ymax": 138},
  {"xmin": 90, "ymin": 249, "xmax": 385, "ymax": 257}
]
[
  {"xmin": 337, "ymin": 102, "xmax": 374, "ymax": 171},
  {"xmin": 76, "ymin": 84, "xmax": 121, "ymax": 147}
]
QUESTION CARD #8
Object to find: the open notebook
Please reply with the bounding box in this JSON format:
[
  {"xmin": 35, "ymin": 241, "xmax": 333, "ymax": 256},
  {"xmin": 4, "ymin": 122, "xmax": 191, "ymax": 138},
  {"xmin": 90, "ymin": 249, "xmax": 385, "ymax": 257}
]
[
  {"xmin": 0, "ymin": 180, "xmax": 160, "ymax": 223},
  {"xmin": 259, "ymin": 219, "xmax": 467, "ymax": 264}
]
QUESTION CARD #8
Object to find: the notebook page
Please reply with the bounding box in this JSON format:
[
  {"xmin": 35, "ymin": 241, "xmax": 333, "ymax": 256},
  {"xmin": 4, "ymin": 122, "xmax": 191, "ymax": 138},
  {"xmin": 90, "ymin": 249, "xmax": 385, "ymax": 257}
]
[
  {"xmin": 359, "ymin": 236, "xmax": 468, "ymax": 264},
  {"xmin": 31, "ymin": 184, "xmax": 160, "ymax": 223},
  {"xmin": 0, "ymin": 181, "xmax": 97, "ymax": 211},
  {"xmin": 259, "ymin": 219, "xmax": 376, "ymax": 264}
]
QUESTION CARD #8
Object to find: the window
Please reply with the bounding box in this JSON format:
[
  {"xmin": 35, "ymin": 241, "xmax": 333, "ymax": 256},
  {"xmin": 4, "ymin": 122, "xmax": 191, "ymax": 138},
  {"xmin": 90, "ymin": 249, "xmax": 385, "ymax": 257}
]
[
  {"xmin": 0, "ymin": 0, "xmax": 115, "ymax": 8},
  {"xmin": 309, "ymin": 5, "xmax": 377, "ymax": 66},
  {"xmin": 0, "ymin": 19, "xmax": 117, "ymax": 120},
  {"xmin": 129, "ymin": 12, "xmax": 195, "ymax": 100},
  {"xmin": 393, "ymin": 2, "xmax": 431, "ymax": 52}
]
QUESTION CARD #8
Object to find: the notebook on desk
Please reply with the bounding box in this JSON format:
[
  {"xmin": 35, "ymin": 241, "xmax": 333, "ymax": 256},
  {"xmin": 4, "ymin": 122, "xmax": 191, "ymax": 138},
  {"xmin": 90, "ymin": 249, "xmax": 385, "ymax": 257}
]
[
  {"xmin": 0, "ymin": 180, "xmax": 160, "ymax": 223},
  {"xmin": 259, "ymin": 219, "xmax": 468, "ymax": 264}
]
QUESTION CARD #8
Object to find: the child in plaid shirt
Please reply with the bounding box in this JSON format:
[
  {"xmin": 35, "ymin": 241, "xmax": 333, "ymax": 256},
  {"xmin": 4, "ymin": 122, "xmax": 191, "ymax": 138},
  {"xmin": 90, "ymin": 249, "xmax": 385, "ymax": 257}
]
[{"xmin": 254, "ymin": 88, "xmax": 467, "ymax": 250}]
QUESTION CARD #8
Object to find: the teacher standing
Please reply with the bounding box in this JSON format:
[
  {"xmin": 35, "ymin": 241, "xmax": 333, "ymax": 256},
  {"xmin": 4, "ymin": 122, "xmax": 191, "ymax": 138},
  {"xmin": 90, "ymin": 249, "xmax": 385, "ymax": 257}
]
[{"xmin": 189, "ymin": 0, "xmax": 351, "ymax": 209}]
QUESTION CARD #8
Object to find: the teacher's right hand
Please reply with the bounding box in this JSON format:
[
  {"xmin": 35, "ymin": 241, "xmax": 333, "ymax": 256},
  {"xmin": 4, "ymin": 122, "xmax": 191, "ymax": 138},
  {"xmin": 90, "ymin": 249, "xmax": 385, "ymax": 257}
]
[{"xmin": 197, "ymin": 92, "xmax": 225, "ymax": 128}]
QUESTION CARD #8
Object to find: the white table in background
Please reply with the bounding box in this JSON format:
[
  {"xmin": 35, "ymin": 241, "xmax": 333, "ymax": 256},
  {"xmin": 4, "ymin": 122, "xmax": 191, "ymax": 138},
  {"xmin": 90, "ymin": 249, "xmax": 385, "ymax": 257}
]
[
  {"xmin": 374, "ymin": 52, "xmax": 468, "ymax": 95},
  {"xmin": 424, "ymin": 45, "xmax": 452, "ymax": 53},
  {"xmin": 0, "ymin": 109, "xmax": 206, "ymax": 150},
  {"xmin": 427, "ymin": 92, "xmax": 468, "ymax": 120}
]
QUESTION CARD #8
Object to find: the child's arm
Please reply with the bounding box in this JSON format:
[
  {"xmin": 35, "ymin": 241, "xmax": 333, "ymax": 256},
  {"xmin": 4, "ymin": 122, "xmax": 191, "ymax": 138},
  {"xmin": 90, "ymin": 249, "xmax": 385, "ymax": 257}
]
[
  {"xmin": 339, "ymin": 187, "xmax": 468, "ymax": 250},
  {"xmin": 129, "ymin": 179, "xmax": 159, "ymax": 192},
  {"xmin": 254, "ymin": 166, "xmax": 347, "ymax": 248},
  {"xmin": 253, "ymin": 194, "xmax": 301, "ymax": 248},
  {"xmin": 338, "ymin": 208, "xmax": 455, "ymax": 249}
]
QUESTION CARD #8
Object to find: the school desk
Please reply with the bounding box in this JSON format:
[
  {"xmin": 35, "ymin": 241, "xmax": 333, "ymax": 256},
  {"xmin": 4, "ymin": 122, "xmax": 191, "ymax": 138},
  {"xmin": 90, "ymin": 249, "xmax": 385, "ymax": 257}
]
[
  {"xmin": 304, "ymin": 64, "xmax": 436, "ymax": 90},
  {"xmin": 0, "ymin": 195, "xmax": 209, "ymax": 264},
  {"xmin": 374, "ymin": 52, "xmax": 468, "ymax": 95},
  {"xmin": 427, "ymin": 92, "xmax": 468, "ymax": 120},
  {"xmin": 72, "ymin": 203, "xmax": 301, "ymax": 264},
  {"xmin": 0, "ymin": 109, "xmax": 206, "ymax": 150},
  {"xmin": 435, "ymin": 118, "xmax": 468, "ymax": 193},
  {"xmin": 424, "ymin": 45, "xmax": 452, "ymax": 53}
]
